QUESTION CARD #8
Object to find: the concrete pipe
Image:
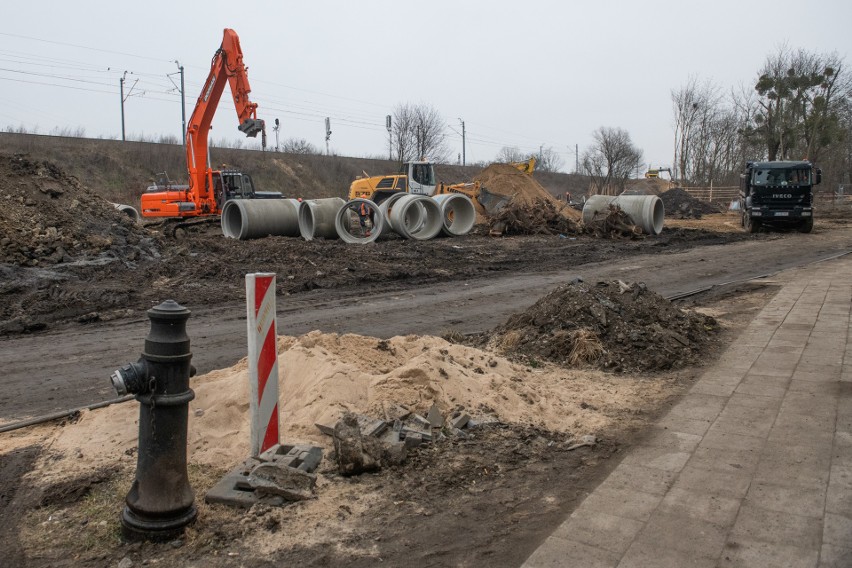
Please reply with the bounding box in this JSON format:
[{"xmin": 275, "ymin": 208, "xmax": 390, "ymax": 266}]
[
  {"xmin": 298, "ymin": 197, "xmax": 346, "ymax": 241},
  {"xmin": 113, "ymin": 203, "xmax": 141, "ymax": 223},
  {"xmin": 376, "ymin": 193, "xmax": 408, "ymax": 238},
  {"xmin": 389, "ymin": 194, "xmax": 443, "ymax": 240},
  {"xmin": 335, "ymin": 199, "xmax": 385, "ymax": 244},
  {"xmin": 582, "ymin": 194, "xmax": 665, "ymax": 235},
  {"xmin": 220, "ymin": 198, "xmax": 301, "ymax": 240},
  {"xmin": 432, "ymin": 194, "xmax": 476, "ymax": 237}
]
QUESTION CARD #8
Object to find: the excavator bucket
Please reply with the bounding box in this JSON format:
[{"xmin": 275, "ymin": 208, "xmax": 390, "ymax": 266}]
[{"xmin": 477, "ymin": 187, "xmax": 512, "ymax": 216}]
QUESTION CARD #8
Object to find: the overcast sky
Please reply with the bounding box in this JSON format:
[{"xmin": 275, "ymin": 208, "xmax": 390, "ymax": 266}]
[{"xmin": 2, "ymin": 1, "xmax": 850, "ymax": 172}]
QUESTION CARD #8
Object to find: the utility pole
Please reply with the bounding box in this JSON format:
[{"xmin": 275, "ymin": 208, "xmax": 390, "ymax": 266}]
[
  {"xmin": 120, "ymin": 71, "xmax": 138, "ymax": 142},
  {"xmin": 575, "ymin": 144, "xmax": 579, "ymax": 174},
  {"xmin": 458, "ymin": 118, "xmax": 465, "ymax": 166},
  {"xmin": 169, "ymin": 62, "xmax": 186, "ymax": 145},
  {"xmin": 386, "ymin": 115, "xmax": 392, "ymax": 160},
  {"xmin": 324, "ymin": 117, "xmax": 332, "ymax": 155},
  {"xmin": 539, "ymin": 144, "xmax": 543, "ymax": 165}
]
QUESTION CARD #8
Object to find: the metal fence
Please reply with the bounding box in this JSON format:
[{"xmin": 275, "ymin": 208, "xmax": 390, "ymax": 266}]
[{"xmin": 681, "ymin": 186, "xmax": 739, "ymax": 203}]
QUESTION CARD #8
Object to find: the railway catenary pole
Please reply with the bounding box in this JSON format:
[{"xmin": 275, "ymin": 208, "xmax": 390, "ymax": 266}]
[
  {"xmin": 458, "ymin": 118, "xmax": 465, "ymax": 166},
  {"xmin": 120, "ymin": 72, "xmax": 126, "ymax": 142}
]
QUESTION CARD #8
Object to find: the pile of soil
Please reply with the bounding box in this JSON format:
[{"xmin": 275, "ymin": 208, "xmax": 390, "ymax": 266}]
[
  {"xmin": 488, "ymin": 198, "xmax": 582, "ymax": 236},
  {"xmin": 622, "ymin": 178, "xmax": 670, "ymax": 195},
  {"xmin": 475, "ymin": 164, "xmax": 581, "ymax": 221},
  {"xmin": 0, "ymin": 154, "xmax": 160, "ymax": 266},
  {"xmin": 660, "ymin": 187, "xmax": 725, "ymax": 219},
  {"xmin": 583, "ymin": 205, "xmax": 643, "ymax": 239},
  {"xmin": 480, "ymin": 280, "xmax": 717, "ymax": 372}
]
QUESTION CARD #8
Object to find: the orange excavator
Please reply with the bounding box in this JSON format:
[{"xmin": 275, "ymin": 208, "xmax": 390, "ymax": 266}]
[{"xmin": 141, "ymin": 28, "xmax": 280, "ymax": 218}]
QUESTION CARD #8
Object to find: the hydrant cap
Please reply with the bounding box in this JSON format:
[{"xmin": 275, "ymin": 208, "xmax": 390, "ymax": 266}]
[{"xmin": 148, "ymin": 300, "xmax": 191, "ymax": 320}]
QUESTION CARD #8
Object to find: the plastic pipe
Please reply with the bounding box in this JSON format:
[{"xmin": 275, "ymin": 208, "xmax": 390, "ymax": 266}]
[
  {"xmin": 298, "ymin": 197, "xmax": 346, "ymax": 241},
  {"xmin": 389, "ymin": 194, "xmax": 443, "ymax": 240},
  {"xmin": 335, "ymin": 199, "xmax": 385, "ymax": 244},
  {"xmin": 113, "ymin": 203, "xmax": 141, "ymax": 223},
  {"xmin": 432, "ymin": 194, "xmax": 476, "ymax": 237},
  {"xmin": 220, "ymin": 199, "xmax": 301, "ymax": 240},
  {"xmin": 582, "ymin": 194, "xmax": 665, "ymax": 235}
]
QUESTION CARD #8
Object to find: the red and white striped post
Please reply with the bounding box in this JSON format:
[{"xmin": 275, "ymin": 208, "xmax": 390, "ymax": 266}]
[{"xmin": 245, "ymin": 273, "xmax": 280, "ymax": 457}]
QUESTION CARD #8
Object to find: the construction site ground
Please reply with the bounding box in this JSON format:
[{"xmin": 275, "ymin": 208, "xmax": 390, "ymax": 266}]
[{"xmin": 2, "ymin": 151, "xmax": 852, "ymax": 566}]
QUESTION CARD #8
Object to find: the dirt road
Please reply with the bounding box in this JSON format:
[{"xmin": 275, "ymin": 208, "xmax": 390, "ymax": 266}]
[{"xmin": 1, "ymin": 221, "xmax": 850, "ymax": 425}]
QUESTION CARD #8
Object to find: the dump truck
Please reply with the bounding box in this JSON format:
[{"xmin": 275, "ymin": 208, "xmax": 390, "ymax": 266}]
[{"xmin": 740, "ymin": 160, "xmax": 821, "ymax": 233}]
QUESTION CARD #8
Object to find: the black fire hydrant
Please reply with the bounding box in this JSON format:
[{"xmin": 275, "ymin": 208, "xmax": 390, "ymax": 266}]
[{"xmin": 110, "ymin": 300, "xmax": 197, "ymax": 542}]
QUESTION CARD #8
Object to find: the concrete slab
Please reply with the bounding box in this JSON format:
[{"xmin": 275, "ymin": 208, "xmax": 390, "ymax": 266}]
[
  {"xmin": 618, "ymin": 539, "xmax": 717, "ymax": 568},
  {"xmin": 552, "ymin": 510, "xmax": 644, "ymax": 555},
  {"xmin": 745, "ymin": 482, "xmax": 826, "ymax": 519},
  {"xmin": 718, "ymin": 540, "xmax": 819, "ymax": 568},
  {"xmin": 729, "ymin": 503, "xmax": 822, "ymax": 549},
  {"xmin": 522, "ymin": 536, "xmax": 619, "ymax": 568}
]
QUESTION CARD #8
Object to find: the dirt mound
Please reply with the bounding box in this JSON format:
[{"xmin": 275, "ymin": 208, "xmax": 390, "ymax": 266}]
[
  {"xmin": 0, "ymin": 154, "xmax": 159, "ymax": 266},
  {"xmin": 488, "ymin": 198, "xmax": 581, "ymax": 236},
  {"xmin": 660, "ymin": 187, "xmax": 725, "ymax": 218},
  {"xmin": 481, "ymin": 280, "xmax": 717, "ymax": 372},
  {"xmin": 475, "ymin": 164, "xmax": 581, "ymax": 221},
  {"xmin": 622, "ymin": 178, "xmax": 670, "ymax": 195}
]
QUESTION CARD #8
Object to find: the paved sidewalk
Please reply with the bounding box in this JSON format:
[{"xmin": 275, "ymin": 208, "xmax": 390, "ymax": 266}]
[{"xmin": 523, "ymin": 256, "xmax": 852, "ymax": 568}]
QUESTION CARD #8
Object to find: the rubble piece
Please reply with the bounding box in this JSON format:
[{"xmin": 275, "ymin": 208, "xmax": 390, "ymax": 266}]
[
  {"xmin": 333, "ymin": 413, "xmax": 383, "ymax": 476},
  {"xmin": 404, "ymin": 432, "xmax": 423, "ymax": 448},
  {"xmin": 583, "ymin": 204, "xmax": 643, "ymax": 239},
  {"xmin": 248, "ymin": 463, "xmax": 317, "ymax": 501},
  {"xmin": 487, "ymin": 198, "xmax": 582, "ymax": 236},
  {"xmin": 383, "ymin": 442, "xmax": 408, "ymax": 466},
  {"xmin": 315, "ymin": 421, "xmax": 336, "ymax": 437},
  {"xmin": 660, "ymin": 187, "xmax": 724, "ymax": 219},
  {"xmin": 427, "ymin": 403, "xmax": 444, "ymax": 428},
  {"xmin": 361, "ymin": 418, "xmax": 388, "ymax": 438},
  {"xmin": 401, "ymin": 426, "xmax": 432, "ymax": 442},
  {"xmin": 205, "ymin": 443, "xmax": 323, "ymax": 508},
  {"xmin": 566, "ymin": 434, "xmax": 597, "ymax": 451},
  {"xmin": 410, "ymin": 414, "xmax": 432, "ymax": 431},
  {"xmin": 450, "ymin": 413, "xmax": 471, "ymax": 430},
  {"xmin": 382, "ymin": 403, "xmax": 412, "ymax": 422},
  {"xmin": 451, "ymin": 428, "xmax": 469, "ymax": 438}
]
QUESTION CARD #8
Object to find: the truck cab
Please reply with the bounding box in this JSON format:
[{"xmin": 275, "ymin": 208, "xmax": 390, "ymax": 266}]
[{"xmin": 740, "ymin": 160, "xmax": 821, "ymax": 233}]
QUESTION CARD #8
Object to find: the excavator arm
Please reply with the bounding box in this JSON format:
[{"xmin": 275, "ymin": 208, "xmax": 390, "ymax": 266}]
[{"xmin": 185, "ymin": 28, "xmax": 265, "ymax": 210}]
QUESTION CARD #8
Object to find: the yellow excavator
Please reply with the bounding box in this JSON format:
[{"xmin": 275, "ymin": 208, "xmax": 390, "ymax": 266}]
[{"xmin": 348, "ymin": 159, "xmax": 534, "ymax": 214}]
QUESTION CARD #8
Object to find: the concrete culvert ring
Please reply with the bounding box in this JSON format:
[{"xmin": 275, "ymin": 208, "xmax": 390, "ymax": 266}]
[
  {"xmin": 335, "ymin": 199, "xmax": 384, "ymax": 244},
  {"xmin": 298, "ymin": 197, "xmax": 346, "ymax": 241},
  {"xmin": 221, "ymin": 199, "xmax": 301, "ymax": 240},
  {"xmin": 112, "ymin": 203, "xmax": 141, "ymax": 223},
  {"xmin": 432, "ymin": 194, "xmax": 476, "ymax": 236},
  {"xmin": 406, "ymin": 196, "xmax": 443, "ymax": 240}
]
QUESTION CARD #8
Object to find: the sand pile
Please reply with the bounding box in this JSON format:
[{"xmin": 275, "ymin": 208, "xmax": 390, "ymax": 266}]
[
  {"xmin": 35, "ymin": 331, "xmax": 668, "ymax": 481},
  {"xmin": 0, "ymin": 154, "xmax": 159, "ymax": 266},
  {"xmin": 480, "ymin": 280, "xmax": 717, "ymax": 372},
  {"xmin": 660, "ymin": 188, "xmax": 725, "ymax": 218}
]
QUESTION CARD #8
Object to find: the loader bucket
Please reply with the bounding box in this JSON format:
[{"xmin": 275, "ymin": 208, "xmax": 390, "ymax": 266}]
[{"xmin": 476, "ymin": 187, "xmax": 512, "ymax": 216}]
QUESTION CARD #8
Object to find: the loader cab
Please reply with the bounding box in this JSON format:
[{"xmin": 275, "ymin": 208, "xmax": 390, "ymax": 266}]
[{"xmin": 405, "ymin": 161, "xmax": 437, "ymax": 196}]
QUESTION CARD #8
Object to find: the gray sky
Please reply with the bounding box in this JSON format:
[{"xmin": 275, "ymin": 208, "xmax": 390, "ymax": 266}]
[{"xmin": 2, "ymin": 1, "xmax": 851, "ymax": 172}]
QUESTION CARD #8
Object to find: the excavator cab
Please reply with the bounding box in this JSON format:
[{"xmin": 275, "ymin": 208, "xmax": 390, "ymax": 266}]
[{"xmin": 406, "ymin": 161, "xmax": 437, "ymax": 196}]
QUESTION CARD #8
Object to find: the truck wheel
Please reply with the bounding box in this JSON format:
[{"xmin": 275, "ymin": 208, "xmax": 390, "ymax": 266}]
[
  {"xmin": 743, "ymin": 212, "xmax": 760, "ymax": 233},
  {"xmin": 798, "ymin": 217, "xmax": 814, "ymax": 233}
]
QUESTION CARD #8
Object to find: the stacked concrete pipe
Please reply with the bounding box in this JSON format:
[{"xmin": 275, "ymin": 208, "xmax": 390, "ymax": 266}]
[
  {"xmin": 220, "ymin": 198, "xmax": 301, "ymax": 240},
  {"xmin": 432, "ymin": 194, "xmax": 476, "ymax": 237},
  {"xmin": 335, "ymin": 198, "xmax": 385, "ymax": 244},
  {"xmin": 582, "ymin": 194, "xmax": 665, "ymax": 235},
  {"xmin": 298, "ymin": 197, "xmax": 346, "ymax": 241},
  {"xmin": 112, "ymin": 203, "xmax": 141, "ymax": 223},
  {"xmin": 386, "ymin": 194, "xmax": 443, "ymax": 240}
]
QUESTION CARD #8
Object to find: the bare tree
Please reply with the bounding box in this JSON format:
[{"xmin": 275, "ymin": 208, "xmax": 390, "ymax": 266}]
[
  {"xmin": 581, "ymin": 127, "xmax": 643, "ymax": 195},
  {"xmin": 280, "ymin": 137, "xmax": 319, "ymax": 155},
  {"xmin": 536, "ymin": 146, "xmax": 565, "ymax": 173},
  {"xmin": 495, "ymin": 146, "xmax": 530, "ymax": 163},
  {"xmin": 391, "ymin": 103, "xmax": 450, "ymax": 163}
]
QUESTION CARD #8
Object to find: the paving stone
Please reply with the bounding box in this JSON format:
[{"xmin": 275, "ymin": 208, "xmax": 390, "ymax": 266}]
[
  {"xmin": 687, "ymin": 445, "xmax": 761, "ymax": 475},
  {"xmin": 673, "ymin": 464, "xmax": 752, "ymax": 499},
  {"xmin": 779, "ymin": 392, "xmax": 838, "ymax": 418},
  {"xmin": 690, "ymin": 380, "xmax": 740, "ymax": 397},
  {"xmin": 819, "ymin": 544, "xmax": 852, "ymax": 568},
  {"xmin": 708, "ymin": 403, "xmax": 778, "ymax": 438},
  {"xmin": 727, "ymin": 391, "xmax": 784, "ymax": 410},
  {"xmin": 656, "ymin": 413, "xmax": 712, "ymax": 437},
  {"xmin": 656, "ymin": 487, "xmax": 741, "ymax": 525},
  {"xmin": 788, "ymin": 380, "xmax": 840, "ymax": 395},
  {"xmin": 699, "ymin": 429, "xmax": 766, "ymax": 453},
  {"xmin": 619, "ymin": 446, "xmax": 691, "ymax": 472},
  {"xmin": 551, "ymin": 510, "xmax": 643, "ymax": 555},
  {"xmin": 641, "ymin": 427, "xmax": 702, "ymax": 453},
  {"xmin": 668, "ymin": 393, "xmax": 727, "ymax": 422},
  {"xmin": 753, "ymin": 442, "xmax": 832, "ymax": 490},
  {"xmin": 730, "ymin": 503, "xmax": 822, "ymax": 549},
  {"xmin": 718, "ymin": 539, "xmax": 819, "ymax": 568},
  {"xmin": 521, "ymin": 535, "xmax": 619, "ymax": 568},
  {"xmin": 825, "ymin": 484, "xmax": 852, "ymax": 516},
  {"xmin": 573, "ymin": 486, "xmax": 663, "ymax": 522},
  {"xmin": 822, "ymin": 513, "xmax": 852, "ymax": 547},
  {"xmin": 618, "ymin": 540, "xmax": 717, "ymax": 568},
  {"xmin": 633, "ymin": 511, "xmax": 728, "ymax": 559},
  {"xmin": 768, "ymin": 413, "xmax": 836, "ymax": 446},
  {"xmin": 596, "ymin": 463, "xmax": 677, "ymax": 496},
  {"xmin": 745, "ymin": 481, "xmax": 826, "ymax": 519},
  {"xmin": 829, "ymin": 464, "xmax": 852, "ymax": 490},
  {"xmin": 793, "ymin": 370, "xmax": 842, "ymax": 383},
  {"xmin": 735, "ymin": 377, "xmax": 789, "ymax": 398}
]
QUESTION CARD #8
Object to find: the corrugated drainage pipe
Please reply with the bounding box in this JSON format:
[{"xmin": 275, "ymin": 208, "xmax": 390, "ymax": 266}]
[
  {"xmin": 299, "ymin": 197, "xmax": 346, "ymax": 241},
  {"xmin": 335, "ymin": 199, "xmax": 385, "ymax": 244},
  {"xmin": 221, "ymin": 198, "xmax": 301, "ymax": 240},
  {"xmin": 390, "ymin": 194, "xmax": 443, "ymax": 240},
  {"xmin": 113, "ymin": 203, "xmax": 141, "ymax": 223},
  {"xmin": 432, "ymin": 194, "xmax": 476, "ymax": 236},
  {"xmin": 582, "ymin": 195, "xmax": 665, "ymax": 235}
]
